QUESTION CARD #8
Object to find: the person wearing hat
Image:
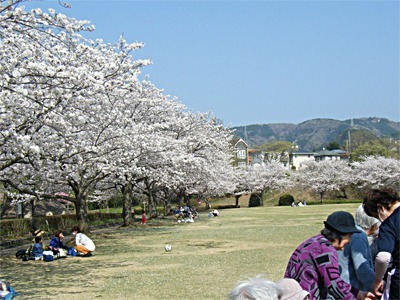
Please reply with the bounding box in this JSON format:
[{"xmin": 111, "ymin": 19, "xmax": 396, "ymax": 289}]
[
  {"xmin": 32, "ymin": 235, "xmax": 44, "ymax": 260},
  {"xmin": 24, "ymin": 229, "xmax": 46, "ymax": 259},
  {"xmin": 363, "ymin": 186, "xmax": 400, "ymax": 300},
  {"xmin": 32, "ymin": 229, "xmax": 45, "ymax": 240},
  {"xmin": 284, "ymin": 211, "xmax": 375, "ymax": 300},
  {"xmin": 276, "ymin": 278, "xmax": 309, "ymax": 300}
]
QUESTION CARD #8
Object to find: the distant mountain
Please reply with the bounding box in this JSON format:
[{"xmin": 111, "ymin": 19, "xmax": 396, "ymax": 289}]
[{"xmin": 232, "ymin": 117, "xmax": 400, "ymax": 151}]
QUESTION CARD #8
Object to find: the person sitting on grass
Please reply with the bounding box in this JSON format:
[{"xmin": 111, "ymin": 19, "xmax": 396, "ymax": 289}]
[
  {"xmin": 284, "ymin": 211, "xmax": 375, "ymax": 300},
  {"xmin": 32, "ymin": 236, "xmax": 44, "ymax": 260},
  {"xmin": 72, "ymin": 226, "xmax": 95, "ymax": 257},
  {"xmin": 170, "ymin": 207, "xmax": 182, "ymax": 222},
  {"xmin": 48, "ymin": 230, "xmax": 68, "ymax": 256}
]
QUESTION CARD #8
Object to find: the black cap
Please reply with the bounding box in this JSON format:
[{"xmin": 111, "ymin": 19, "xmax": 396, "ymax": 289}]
[{"xmin": 324, "ymin": 211, "xmax": 361, "ymax": 234}]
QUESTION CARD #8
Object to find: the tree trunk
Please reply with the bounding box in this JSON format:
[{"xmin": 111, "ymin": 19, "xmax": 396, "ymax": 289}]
[
  {"xmin": 341, "ymin": 188, "xmax": 348, "ymax": 199},
  {"xmin": 163, "ymin": 200, "xmax": 168, "ymax": 216},
  {"xmin": 320, "ymin": 192, "xmax": 324, "ymax": 204},
  {"xmin": 148, "ymin": 193, "xmax": 157, "ymax": 218},
  {"xmin": 29, "ymin": 197, "xmax": 37, "ymax": 230},
  {"xmin": 260, "ymin": 191, "xmax": 264, "ymax": 206},
  {"xmin": 75, "ymin": 194, "xmax": 90, "ymax": 233},
  {"xmin": 205, "ymin": 199, "xmax": 211, "ymax": 210},
  {"xmin": 235, "ymin": 195, "xmax": 240, "ymax": 208},
  {"xmin": 0, "ymin": 194, "xmax": 12, "ymax": 218},
  {"xmin": 121, "ymin": 183, "xmax": 133, "ymax": 226},
  {"xmin": 184, "ymin": 195, "xmax": 190, "ymax": 207}
]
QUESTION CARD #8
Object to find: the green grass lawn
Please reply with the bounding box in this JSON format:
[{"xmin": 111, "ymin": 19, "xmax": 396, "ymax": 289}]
[{"xmin": 0, "ymin": 203, "xmax": 360, "ymax": 299}]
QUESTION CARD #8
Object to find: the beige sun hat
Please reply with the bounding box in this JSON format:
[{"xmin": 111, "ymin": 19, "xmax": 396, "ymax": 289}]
[
  {"xmin": 33, "ymin": 229, "xmax": 45, "ymax": 236},
  {"xmin": 276, "ymin": 278, "xmax": 309, "ymax": 300},
  {"xmin": 32, "ymin": 229, "xmax": 45, "ymax": 242}
]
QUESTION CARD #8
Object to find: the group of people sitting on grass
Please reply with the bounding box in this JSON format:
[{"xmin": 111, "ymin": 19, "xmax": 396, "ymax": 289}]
[
  {"xmin": 170, "ymin": 206, "xmax": 199, "ymax": 223},
  {"xmin": 228, "ymin": 186, "xmax": 399, "ymax": 300},
  {"xmin": 291, "ymin": 201, "xmax": 306, "ymax": 207},
  {"xmin": 208, "ymin": 208, "xmax": 219, "ymax": 217},
  {"xmin": 30, "ymin": 226, "xmax": 95, "ymax": 261}
]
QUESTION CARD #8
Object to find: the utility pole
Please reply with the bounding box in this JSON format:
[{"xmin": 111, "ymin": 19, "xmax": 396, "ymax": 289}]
[{"xmin": 348, "ymin": 130, "xmax": 351, "ymax": 154}]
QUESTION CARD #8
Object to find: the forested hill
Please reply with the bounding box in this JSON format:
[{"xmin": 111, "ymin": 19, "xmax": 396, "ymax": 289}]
[{"xmin": 232, "ymin": 117, "xmax": 400, "ymax": 151}]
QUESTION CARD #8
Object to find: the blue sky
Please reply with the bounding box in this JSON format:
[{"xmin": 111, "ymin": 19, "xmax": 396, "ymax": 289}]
[{"xmin": 23, "ymin": 0, "xmax": 399, "ymax": 127}]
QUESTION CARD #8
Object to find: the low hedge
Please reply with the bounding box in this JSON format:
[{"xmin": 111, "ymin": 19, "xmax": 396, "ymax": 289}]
[
  {"xmin": 0, "ymin": 212, "xmax": 122, "ymax": 240},
  {"xmin": 305, "ymin": 199, "xmax": 361, "ymax": 205},
  {"xmin": 210, "ymin": 205, "xmax": 240, "ymax": 209}
]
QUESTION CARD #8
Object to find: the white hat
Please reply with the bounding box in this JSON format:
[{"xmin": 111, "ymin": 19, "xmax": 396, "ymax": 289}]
[{"xmin": 276, "ymin": 278, "xmax": 309, "ymax": 300}]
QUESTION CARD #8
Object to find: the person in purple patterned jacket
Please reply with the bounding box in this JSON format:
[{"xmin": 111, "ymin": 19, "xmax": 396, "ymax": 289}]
[{"xmin": 284, "ymin": 211, "xmax": 375, "ymax": 300}]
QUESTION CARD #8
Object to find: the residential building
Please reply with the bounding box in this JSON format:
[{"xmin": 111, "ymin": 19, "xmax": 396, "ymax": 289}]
[
  {"xmin": 289, "ymin": 151, "xmax": 315, "ymax": 170},
  {"xmin": 314, "ymin": 149, "xmax": 349, "ymax": 162},
  {"xmin": 289, "ymin": 149, "xmax": 349, "ymax": 169},
  {"xmin": 231, "ymin": 138, "xmax": 249, "ymax": 167},
  {"xmin": 248, "ymin": 149, "xmax": 264, "ymax": 165}
]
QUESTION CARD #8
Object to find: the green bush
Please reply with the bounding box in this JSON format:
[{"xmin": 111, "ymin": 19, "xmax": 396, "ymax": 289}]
[
  {"xmin": 278, "ymin": 194, "xmax": 295, "ymax": 206},
  {"xmin": 0, "ymin": 213, "xmax": 122, "ymax": 240},
  {"xmin": 249, "ymin": 193, "xmax": 262, "ymax": 207},
  {"xmin": 0, "ymin": 218, "xmax": 31, "ymax": 239}
]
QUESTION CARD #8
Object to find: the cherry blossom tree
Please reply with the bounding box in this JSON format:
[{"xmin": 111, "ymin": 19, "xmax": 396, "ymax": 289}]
[
  {"xmin": 0, "ymin": 4, "xmax": 98, "ymax": 224},
  {"xmin": 351, "ymin": 156, "xmax": 400, "ymax": 188},
  {"xmin": 0, "ymin": 4, "xmax": 152, "ymax": 230},
  {"xmin": 126, "ymin": 111, "xmax": 235, "ymax": 221},
  {"xmin": 1, "ymin": 3, "xmax": 238, "ymax": 231},
  {"xmin": 235, "ymin": 159, "xmax": 292, "ymax": 206},
  {"xmin": 294, "ymin": 159, "xmax": 354, "ymax": 203}
]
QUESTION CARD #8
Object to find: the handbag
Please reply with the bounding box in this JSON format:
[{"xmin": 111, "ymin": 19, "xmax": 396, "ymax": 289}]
[
  {"xmin": 57, "ymin": 248, "xmax": 68, "ymax": 258},
  {"xmin": 43, "ymin": 250, "xmax": 54, "ymax": 262},
  {"xmin": 67, "ymin": 247, "xmax": 78, "ymax": 256}
]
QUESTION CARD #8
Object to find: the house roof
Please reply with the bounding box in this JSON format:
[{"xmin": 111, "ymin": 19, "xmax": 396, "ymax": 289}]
[
  {"xmin": 290, "ymin": 151, "xmax": 315, "ymax": 155},
  {"xmin": 331, "ymin": 149, "xmax": 348, "ymax": 154},
  {"xmin": 314, "ymin": 150, "xmax": 343, "ymax": 157},
  {"xmin": 230, "ymin": 138, "xmax": 248, "ymax": 148}
]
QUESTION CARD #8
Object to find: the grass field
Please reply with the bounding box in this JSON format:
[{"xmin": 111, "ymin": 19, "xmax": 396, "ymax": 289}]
[{"xmin": 0, "ymin": 203, "xmax": 360, "ymax": 299}]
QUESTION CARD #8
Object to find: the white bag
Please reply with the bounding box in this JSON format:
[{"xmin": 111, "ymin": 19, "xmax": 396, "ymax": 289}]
[{"xmin": 57, "ymin": 248, "xmax": 68, "ymax": 258}]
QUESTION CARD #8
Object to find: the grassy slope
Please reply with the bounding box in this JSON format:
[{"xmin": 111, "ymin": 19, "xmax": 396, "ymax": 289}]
[{"xmin": 0, "ymin": 203, "xmax": 359, "ymax": 299}]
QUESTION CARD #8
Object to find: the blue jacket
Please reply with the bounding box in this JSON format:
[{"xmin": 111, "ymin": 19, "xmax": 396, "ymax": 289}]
[
  {"xmin": 337, "ymin": 225, "xmax": 375, "ymax": 291},
  {"xmin": 49, "ymin": 237, "xmax": 65, "ymax": 250},
  {"xmin": 32, "ymin": 242, "xmax": 43, "ymax": 258}
]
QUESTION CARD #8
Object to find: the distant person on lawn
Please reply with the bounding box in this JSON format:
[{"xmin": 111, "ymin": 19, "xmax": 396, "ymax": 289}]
[
  {"xmin": 72, "ymin": 226, "xmax": 95, "ymax": 257},
  {"xmin": 140, "ymin": 212, "xmax": 147, "ymax": 224},
  {"xmin": 284, "ymin": 211, "xmax": 375, "ymax": 300}
]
